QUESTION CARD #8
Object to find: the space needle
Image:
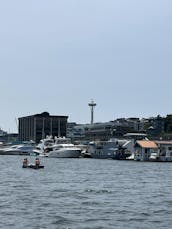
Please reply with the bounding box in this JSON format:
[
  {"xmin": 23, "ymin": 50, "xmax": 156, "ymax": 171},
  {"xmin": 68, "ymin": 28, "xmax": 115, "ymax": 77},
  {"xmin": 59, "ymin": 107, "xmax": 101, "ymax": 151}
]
[{"xmin": 88, "ymin": 99, "xmax": 97, "ymax": 124}]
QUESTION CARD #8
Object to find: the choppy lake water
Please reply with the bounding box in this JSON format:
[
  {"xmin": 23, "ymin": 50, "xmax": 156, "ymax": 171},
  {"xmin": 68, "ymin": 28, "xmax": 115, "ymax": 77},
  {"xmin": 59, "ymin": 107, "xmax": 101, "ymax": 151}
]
[{"xmin": 0, "ymin": 156, "xmax": 172, "ymax": 229}]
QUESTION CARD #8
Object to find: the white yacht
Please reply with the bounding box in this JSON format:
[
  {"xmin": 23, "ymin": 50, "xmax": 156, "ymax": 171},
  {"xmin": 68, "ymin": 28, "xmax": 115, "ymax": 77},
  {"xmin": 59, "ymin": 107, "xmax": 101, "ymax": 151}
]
[
  {"xmin": 0, "ymin": 144, "xmax": 40, "ymax": 156},
  {"xmin": 48, "ymin": 144, "xmax": 81, "ymax": 158},
  {"xmin": 39, "ymin": 137, "xmax": 82, "ymax": 158},
  {"xmin": 37, "ymin": 136, "xmax": 55, "ymax": 156}
]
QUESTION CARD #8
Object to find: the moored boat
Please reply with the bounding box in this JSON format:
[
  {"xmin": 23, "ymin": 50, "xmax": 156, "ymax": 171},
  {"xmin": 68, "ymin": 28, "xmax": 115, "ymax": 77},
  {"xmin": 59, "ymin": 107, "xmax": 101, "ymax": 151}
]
[
  {"xmin": 42, "ymin": 137, "xmax": 82, "ymax": 158},
  {"xmin": 0, "ymin": 144, "xmax": 40, "ymax": 156},
  {"xmin": 48, "ymin": 145, "xmax": 81, "ymax": 158},
  {"xmin": 87, "ymin": 138, "xmax": 132, "ymax": 159}
]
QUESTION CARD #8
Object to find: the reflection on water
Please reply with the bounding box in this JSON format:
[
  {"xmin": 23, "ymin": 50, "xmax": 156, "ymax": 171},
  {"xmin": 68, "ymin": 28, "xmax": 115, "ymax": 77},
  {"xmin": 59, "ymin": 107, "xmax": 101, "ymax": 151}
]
[{"xmin": 0, "ymin": 156, "xmax": 172, "ymax": 229}]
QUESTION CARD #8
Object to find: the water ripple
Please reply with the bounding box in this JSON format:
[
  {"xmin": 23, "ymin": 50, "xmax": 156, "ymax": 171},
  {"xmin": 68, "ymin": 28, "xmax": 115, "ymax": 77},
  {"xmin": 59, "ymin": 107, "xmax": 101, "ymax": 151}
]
[{"xmin": 0, "ymin": 156, "xmax": 172, "ymax": 228}]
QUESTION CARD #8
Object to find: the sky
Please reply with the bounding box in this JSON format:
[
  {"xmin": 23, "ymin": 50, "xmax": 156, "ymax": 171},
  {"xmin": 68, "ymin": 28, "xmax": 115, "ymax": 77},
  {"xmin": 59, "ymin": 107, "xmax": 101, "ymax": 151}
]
[{"xmin": 0, "ymin": 0, "xmax": 172, "ymax": 132}]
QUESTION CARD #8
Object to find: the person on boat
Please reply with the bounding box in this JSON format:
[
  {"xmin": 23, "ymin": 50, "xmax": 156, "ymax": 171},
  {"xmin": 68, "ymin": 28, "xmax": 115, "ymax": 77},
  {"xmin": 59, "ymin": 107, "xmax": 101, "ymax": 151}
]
[
  {"xmin": 23, "ymin": 158, "xmax": 29, "ymax": 167},
  {"xmin": 35, "ymin": 158, "xmax": 40, "ymax": 167}
]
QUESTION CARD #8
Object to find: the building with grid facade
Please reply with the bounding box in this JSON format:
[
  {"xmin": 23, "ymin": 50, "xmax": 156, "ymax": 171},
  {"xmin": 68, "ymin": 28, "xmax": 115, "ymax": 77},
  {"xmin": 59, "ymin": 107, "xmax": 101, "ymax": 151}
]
[{"xmin": 18, "ymin": 112, "xmax": 68, "ymax": 143}]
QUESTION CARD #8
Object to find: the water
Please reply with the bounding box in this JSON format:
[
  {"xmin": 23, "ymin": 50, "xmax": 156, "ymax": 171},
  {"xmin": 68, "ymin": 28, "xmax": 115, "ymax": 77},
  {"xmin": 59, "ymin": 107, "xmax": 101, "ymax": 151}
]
[{"xmin": 0, "ymin": 156, "xmax": 172, "ymax": 229}]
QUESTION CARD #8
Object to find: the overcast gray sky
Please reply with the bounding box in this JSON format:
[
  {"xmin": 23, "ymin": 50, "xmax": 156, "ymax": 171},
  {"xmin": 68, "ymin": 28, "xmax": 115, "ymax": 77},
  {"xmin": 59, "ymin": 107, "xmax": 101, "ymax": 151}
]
[{"xmin": 0, "ymin": 0, "xmax": 171, "ymax": 132}]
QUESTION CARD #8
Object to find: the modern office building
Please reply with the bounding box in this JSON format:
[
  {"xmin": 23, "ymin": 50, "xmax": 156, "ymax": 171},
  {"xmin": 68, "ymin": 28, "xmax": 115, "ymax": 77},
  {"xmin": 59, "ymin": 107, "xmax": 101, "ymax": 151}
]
[{"xmin": 18, "ymin": 112, "xmax": 68, "ymax": 143}]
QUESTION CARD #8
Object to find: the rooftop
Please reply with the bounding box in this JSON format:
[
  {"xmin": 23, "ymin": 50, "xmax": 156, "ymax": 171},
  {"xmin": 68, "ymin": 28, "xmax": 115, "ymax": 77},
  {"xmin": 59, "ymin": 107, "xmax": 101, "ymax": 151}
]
[{"xmin": 136, "ymin": 140, "xmax": 158, "ymax": 149}]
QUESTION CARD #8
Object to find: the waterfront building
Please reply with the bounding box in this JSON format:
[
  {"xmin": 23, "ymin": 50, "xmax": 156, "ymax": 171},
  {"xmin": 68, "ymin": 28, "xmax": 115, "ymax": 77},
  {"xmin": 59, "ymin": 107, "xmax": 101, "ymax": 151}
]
[
  {"xmin": 0, "ymin": 128, "xmax": 8, "ymax": 143},
  {"xmin": 0, "ymin": 128, "xmax": 7, "ymax": 136},
  {"xmin": 154, "ymin": 140, "xmax": 172, "ymax": 161},
  {"xmin": 67, "ymin": 122, "xmax": 85, "ymax": 140},
  {"xmin": 18, "ymin": 112, "xmax": 68, "ymax": 143},
  {"xmin": 84, "ymin": 121, "xmax": 133, "ymax": 141},
  {"xmin": 134, "ymin": 140, "xmax": 158, "ymax": 161}
]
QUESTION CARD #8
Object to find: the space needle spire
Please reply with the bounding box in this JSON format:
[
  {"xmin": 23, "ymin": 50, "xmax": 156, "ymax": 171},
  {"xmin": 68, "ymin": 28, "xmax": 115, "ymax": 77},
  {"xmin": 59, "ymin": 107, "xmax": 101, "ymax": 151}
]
[{"xmin": 88, "ymin": 99, "xmax": 97, "ymax": 124}]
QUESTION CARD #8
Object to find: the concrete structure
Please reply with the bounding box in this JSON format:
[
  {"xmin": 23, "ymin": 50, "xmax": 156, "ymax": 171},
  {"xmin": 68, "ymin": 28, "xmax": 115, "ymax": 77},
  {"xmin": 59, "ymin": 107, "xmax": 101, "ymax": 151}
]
[{"xmin": 18, "ymin": 112, "xmax": 68, "ymax": 143}]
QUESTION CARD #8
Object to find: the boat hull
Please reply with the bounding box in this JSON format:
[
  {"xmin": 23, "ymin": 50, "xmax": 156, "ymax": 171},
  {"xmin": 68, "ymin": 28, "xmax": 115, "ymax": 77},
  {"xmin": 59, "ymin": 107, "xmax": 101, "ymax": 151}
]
[
  {"xmin": 48, "ymin": 149, "xmax": 81, "ymax": 158},
  {"xmin": 0, "ymin": 151, "xmax": 30, "ymax": 156}
]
